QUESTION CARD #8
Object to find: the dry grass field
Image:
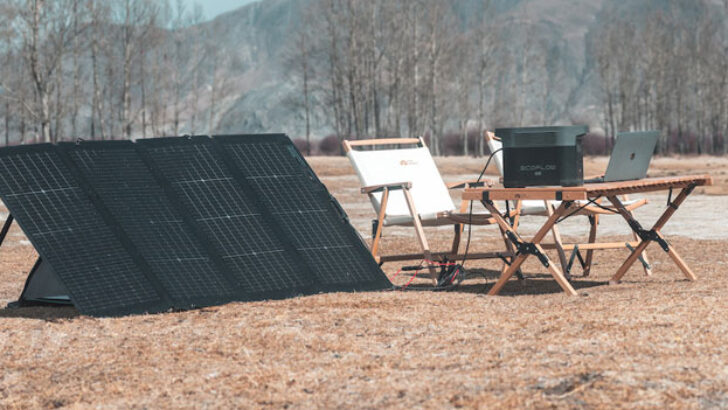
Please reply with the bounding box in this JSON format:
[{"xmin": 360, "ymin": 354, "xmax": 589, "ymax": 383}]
[{"xmin": 1, "ymin": 155, "xmax": 727, "ymax": 408}]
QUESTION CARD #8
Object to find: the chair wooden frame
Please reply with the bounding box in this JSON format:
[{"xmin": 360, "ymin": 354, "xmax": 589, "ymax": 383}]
[
  {"xmin": 483, "ymin": 131, "xmax": 652, "ymax": 278},
  {"xmin": 343, "ymin": 137, "xmax": 514, "ymax": 285}
]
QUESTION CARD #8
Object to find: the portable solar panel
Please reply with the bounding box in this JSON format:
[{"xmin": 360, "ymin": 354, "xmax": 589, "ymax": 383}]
[{"xmin": 0, "ymin": 135, "xmax": 390, "ymax": 316}]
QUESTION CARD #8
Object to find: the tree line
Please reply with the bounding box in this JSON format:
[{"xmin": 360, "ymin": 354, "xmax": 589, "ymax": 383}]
[
  {"xmin": 1, "ymin": 0, "xmax": 727, "ymax": 156},
  {"xmin": 590, "ymin": 0, "xmax": 728, "ymax": 154},
  {"xmin": 287, "ymin": 0, "xmax": 728, "ymax": 155}
]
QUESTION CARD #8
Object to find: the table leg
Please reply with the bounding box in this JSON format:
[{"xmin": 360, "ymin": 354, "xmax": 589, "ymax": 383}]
[
  {"xmin": 489, "ymin": 253, "xmax": 529, "ymax": 296},
  {"xmin": 545, "ymin": 200, "xmax": 570, "ymax": 278},
  {"xmin": 498, "ymin": 225, "xmax": 515, "ymax": 275},
  {"xmin": 583, "ymin": 214, "xmax": 598, "ymax": 276},
  {"xmin": 482, "ymin": 200, "xmax": 577, "ymax": 296},
  {"xmin": 621, "ymin": 194, "xmax": 652, "ymax": 276},
  {"xmin": 610, "ymin": 239, "xmax": 650, "ymax": 284},
  {"xmin": 658, "ymin": 230, "xmax": 697, "ymax": 281},
  {"xmin": 608, "ymin": 186, "xmax": 697, "ymax": 283}
]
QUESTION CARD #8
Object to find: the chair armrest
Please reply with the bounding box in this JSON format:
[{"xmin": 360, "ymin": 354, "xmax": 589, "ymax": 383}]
[
  {"xmin": 447, "ymin": 179, "xmax": 495, "ymax": 189},
  {"xmin": 361, "ymin": 181, "xmax": 413, "ymax": 194}
]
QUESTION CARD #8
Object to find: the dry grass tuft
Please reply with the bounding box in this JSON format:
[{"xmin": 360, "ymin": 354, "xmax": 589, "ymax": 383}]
[{"xmin": 0, "ymin": 155, "xmax": 727, "ymax": 408}]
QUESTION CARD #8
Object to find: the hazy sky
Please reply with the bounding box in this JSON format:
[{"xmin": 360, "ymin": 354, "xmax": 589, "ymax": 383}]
[{"xmin": 187, "ymin": 0, "xmax": 259, "ymax": 20}]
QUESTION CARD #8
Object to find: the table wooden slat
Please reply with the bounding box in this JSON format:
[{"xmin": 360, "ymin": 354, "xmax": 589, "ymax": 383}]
[{"xmin": 462, "ymin": 174, "xmax": 713, "ymax": 202}]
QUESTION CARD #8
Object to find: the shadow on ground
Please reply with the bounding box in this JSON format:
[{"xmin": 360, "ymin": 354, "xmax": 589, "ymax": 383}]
[
  {"xmin": 0, "ymin": 304, "xmax": 79, "ymax": 321},
  {"xmin": 393, "ymin": 268, "xmax": 606, "ymax": 295}
]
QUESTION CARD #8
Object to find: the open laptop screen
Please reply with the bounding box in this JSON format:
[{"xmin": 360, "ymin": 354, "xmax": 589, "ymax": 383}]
[{"xmin": 603, "ymin": 131, "xmax": 659, "ymax": 182}]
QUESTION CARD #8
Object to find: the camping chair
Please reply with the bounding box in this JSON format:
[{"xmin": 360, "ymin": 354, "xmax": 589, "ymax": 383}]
[
  {"xmin": 484, "ymin": 131, "xmax": 652, "ymax": 277},
  {"xmin": 343, "ymin": 137, "xmax": 515, "ymax": 285}
]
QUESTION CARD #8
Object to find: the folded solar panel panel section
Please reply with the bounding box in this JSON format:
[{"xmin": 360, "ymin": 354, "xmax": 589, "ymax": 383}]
[
  {"xmin": 217, "ymin": 135, "xmax": 388, "ymax": 288},
  {"xmin": 137, "ymin": 138, "xmax": 318, "ymax": 299},
  {"xmin": 0, "ymin": 135, "xmax": 390, "ymax": 316},
  {"xmin": 0, "ymin": 146, "xmax": 167, "ymax": 315},
  {"xmin": 65, "ymin": 142, "xmax": 238, "ymax": 308}
]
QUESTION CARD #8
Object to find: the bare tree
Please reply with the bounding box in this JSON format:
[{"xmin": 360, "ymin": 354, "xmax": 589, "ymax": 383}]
[
  {"xmin": 284, "ymin": 23, "xmax": 317, "ymax": 154},
  {"xmin": 14, "ymin": 0, "xmax": 75, "ymax": 142},
  {"xmin": 114, "ymin": 0, "xmax": 159, "ymax": 138}
]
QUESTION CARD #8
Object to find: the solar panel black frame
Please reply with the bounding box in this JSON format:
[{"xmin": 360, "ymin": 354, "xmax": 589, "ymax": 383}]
[{"xmin": 0, "ymin": 135, "xmax": 390, "ymax": 316}]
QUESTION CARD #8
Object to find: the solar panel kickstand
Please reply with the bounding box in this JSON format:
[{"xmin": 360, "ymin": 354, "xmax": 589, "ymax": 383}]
[
  {"xmin": 0, "ymin": 214, "xmax": 17, "ymax": 307},
  {"xmin": 11, "ymin": 258, "xmax": 71, "ymax": 307},
  {"xmin": 1, "ymin": 214, "xmax": 71, "ymax": 308},
  {"xmin": 0, "ymin": 213, "xmax": 14, "ymax": 248}
]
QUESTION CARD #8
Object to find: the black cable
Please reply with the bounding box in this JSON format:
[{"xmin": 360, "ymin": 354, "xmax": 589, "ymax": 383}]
[
  {"xmin": 461, "ymin": 148, "xmax": 502, "ymax": 267},
  {"xmin": 390, "ymin": 258, "xmax": 425, "ymax": 291},
  {"xmin": 590, "ymin": 200, "xmax": 621, "ymax": 214},
  {"xmin": 554, "ymin": 197, "xmax": 619, "ymax": 225},
  {"xmin": 555, "ymin": 198, "xmax": 599, "ymax": 224},
  {"xmin": 505, "ymin": 200, "xmax": 511, "ymax": 225},
  {"xmin": 476, "ymin": 148, "xmax": 502, "ymax": 183}
]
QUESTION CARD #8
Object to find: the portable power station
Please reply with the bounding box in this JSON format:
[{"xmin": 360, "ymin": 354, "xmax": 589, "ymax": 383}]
[{"xmin": 496, "ymin": 125, "xmax": 587, "ymax": 188}]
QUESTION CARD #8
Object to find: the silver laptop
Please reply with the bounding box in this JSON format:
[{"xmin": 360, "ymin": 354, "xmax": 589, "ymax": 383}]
[{"xmin": 585, "ymin": 131, "xmax": 659, "ymax": 183}]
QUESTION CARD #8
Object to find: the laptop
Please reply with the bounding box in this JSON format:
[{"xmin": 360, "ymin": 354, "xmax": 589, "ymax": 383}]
[{"xmin": 584, "ymin": 131, "xmax": 659, "ymax": 183}]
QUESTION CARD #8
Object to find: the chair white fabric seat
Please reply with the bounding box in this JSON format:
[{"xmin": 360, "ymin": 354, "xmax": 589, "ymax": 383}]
[{"xmin": 347, "ymin": 147, "xmax": 456, "ymax": 221}]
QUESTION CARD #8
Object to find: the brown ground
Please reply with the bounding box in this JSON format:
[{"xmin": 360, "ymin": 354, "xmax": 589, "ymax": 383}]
[{"xmin": 1, "ymin": 156, "xmax": 727, "ymax": 408}]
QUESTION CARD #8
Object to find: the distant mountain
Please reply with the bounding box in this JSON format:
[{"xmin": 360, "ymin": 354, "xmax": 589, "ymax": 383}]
[{"xmin": 188, "ymin": 0, "xmax": 318, "ymax": 137}]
